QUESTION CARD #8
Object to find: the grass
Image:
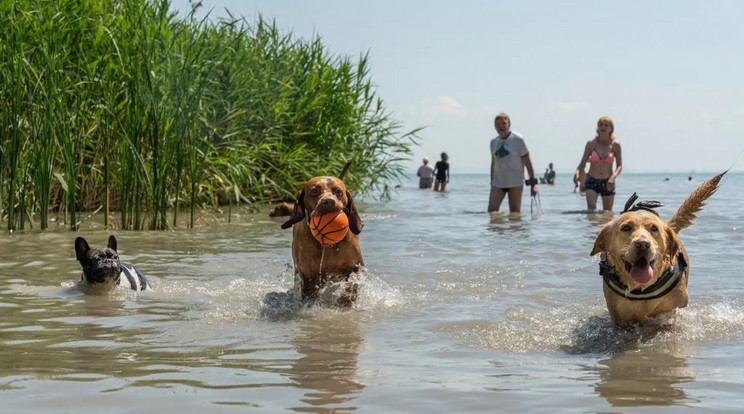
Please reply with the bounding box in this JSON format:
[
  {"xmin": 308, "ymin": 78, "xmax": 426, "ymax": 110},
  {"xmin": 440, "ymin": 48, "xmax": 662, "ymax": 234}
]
[{"xmin": 0, "ymin": 0, "xmax": 420, "ymax": 231}]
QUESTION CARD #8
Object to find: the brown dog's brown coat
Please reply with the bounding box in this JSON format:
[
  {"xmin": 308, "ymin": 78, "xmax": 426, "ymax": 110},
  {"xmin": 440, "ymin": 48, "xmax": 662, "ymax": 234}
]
[
  {"xmin": 269, "ymin": 202, "xmax": 295, "ymax": 217},
  {"xmin": 590, "ymin": 171, "xmax": 725, "ymax": 327},
  {"xmin": 281, "ymin": 176, "xmax": 363, "ymax": 306}
]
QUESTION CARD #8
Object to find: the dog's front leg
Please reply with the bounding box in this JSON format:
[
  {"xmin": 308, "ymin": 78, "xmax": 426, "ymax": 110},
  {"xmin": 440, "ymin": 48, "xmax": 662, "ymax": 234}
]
[{"xmin": 298, "ymin": 274, "xmax": 322, "ymax": 301}]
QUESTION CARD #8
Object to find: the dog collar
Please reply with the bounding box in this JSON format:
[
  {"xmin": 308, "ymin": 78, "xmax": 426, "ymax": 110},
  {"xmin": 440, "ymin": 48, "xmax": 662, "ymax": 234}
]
[{"xmin": 599, "ymin": 251, "xmax": 687, "ymax": 301}]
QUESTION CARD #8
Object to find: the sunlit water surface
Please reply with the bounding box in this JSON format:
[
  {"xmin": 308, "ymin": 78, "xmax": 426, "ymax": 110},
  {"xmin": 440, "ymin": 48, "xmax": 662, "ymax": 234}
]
[{"xmin": 1, "ymin": 172, "xmax": 743, "ymax": 413}]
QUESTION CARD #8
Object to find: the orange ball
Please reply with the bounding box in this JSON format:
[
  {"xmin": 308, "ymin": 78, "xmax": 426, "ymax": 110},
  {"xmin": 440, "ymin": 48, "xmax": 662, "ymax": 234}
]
[{"xmin": 309, "ymin": 210, "xmax": 349, "ymax": 245}]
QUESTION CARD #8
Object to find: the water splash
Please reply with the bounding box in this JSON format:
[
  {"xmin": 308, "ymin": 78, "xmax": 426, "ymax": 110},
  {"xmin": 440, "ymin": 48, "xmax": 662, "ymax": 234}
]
[
  {"xmin": 257, "ymin": 270, "xmax": 407, "ymax": 321},
  {"xmin": 444, "ymin": 299, "xmax": 744, "ymax": 355}
]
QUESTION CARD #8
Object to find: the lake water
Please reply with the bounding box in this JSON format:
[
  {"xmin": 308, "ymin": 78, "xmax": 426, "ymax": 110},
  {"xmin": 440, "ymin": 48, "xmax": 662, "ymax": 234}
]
[{"xmin": 1, "ymin": 171, "xmax": 743, "ymax": 413}]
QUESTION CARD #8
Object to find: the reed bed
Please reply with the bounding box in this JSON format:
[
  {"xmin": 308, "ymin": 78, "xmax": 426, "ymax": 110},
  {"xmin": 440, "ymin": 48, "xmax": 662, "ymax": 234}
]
[{"xmin": 0, "ymin": 0, "xmax": 419, "ymax": 231}]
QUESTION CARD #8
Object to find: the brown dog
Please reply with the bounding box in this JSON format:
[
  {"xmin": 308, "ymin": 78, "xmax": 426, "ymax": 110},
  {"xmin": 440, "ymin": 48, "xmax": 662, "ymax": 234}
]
[
  {"xmin": 281, "ymin": 176, "xmax": 363, "ymax": 307},
  {"xmin": 269, "ymin": 202, "xmax": 295, "ymax": 217},
  {"xmin": 590, "ymin": 171, "xmax": 725, "ymax": 327}
]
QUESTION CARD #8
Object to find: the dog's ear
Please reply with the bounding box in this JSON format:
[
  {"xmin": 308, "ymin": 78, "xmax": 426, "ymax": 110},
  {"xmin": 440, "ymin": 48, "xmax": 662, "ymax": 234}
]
[
  {"xmin": 665, "ymin": 227, "xmax": 681, "ymax": 258},
  {"xmin": 281, "ymin": 189, "xmax": 306, "ymax": 229},
  {"xmin": 75, "ymin": 237, "xmax": 90, "ymax": 261},
  {"xmin": 346, "ymin": 190, "xmax": 364, "ymax": 234},
  {"xmin": 107, "ymin": 235, "xmax": 118, "ymax": 252},
  {"xmin": 590, "ymin": 226, "xmax": 608, "ymax": 256}
]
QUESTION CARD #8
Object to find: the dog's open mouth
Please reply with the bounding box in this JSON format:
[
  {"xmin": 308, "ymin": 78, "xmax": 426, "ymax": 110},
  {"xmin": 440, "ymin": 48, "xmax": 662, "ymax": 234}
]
[{"xmin": 623, "ymin": 257, "xmax": 655, "ymax": 284}]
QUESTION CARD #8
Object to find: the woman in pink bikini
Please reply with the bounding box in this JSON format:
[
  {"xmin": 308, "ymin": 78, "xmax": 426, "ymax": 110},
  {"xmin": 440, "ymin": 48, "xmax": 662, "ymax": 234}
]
[{"xmin": 574, "ymin": 116, "xmax": 623, "ymax": 211}]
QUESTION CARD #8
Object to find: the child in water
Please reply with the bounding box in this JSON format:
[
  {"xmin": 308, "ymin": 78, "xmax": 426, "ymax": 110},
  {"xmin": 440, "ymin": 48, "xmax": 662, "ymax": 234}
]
[{"xmin": 433, "ymin": 152, "xmax": 450, "ymax": 192}]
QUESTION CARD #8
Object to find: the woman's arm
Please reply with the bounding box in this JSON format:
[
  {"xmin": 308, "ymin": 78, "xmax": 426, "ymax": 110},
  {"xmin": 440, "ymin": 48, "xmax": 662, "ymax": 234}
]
[
  {"xmin": 576, "ymin": 140, "xmax": 592, "ymax": 181},
  {"xmin": 610, "ymin": 141, "xmax": 623, "ymax": 180}
]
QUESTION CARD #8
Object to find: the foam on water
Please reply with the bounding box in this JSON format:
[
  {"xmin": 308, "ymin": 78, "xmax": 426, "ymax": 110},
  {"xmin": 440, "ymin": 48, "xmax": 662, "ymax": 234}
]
[
  {"xmin": 444, "ymin": 299, "xmax": 744, "ymax": 355},
  {"xmin": 132, "ymin": 266, "xmax": 409, "ymax": 325}
]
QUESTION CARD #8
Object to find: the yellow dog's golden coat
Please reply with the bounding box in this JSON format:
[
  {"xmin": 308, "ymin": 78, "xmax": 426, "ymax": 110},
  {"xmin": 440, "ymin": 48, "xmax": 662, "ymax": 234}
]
[{"xmin": 590, "ymin": 172, "xmax": 725, "ymax": 327}]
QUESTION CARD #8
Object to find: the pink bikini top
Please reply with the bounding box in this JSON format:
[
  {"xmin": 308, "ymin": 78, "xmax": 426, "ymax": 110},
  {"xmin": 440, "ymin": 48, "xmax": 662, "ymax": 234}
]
[{"xmin": 589, "ymin": 148, "xmax": 614, "ymax": 165}]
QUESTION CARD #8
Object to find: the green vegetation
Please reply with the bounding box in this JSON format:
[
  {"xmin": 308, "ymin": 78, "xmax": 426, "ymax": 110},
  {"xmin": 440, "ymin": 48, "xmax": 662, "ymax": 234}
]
[{"xmin": 0, "ymin": 0, "xmax": 420, "ymax": 231}]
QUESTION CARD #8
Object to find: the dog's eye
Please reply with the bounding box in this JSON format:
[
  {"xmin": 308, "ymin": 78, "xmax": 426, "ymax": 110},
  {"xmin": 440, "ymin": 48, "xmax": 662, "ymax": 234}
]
[
  {"xmin": 650, "ymin": 225, "xmax": 659, "ymax": 232},
  {"xmin": 333, "ymin": 188, "xmax": 343, "ymax": 197},
  {"xmin": 621, "ymin": 224, "xmax": 632, "ymax": 232},
  {"xmin": 309, "ymin": 188, "xmax": 320, "ymax": 197}
]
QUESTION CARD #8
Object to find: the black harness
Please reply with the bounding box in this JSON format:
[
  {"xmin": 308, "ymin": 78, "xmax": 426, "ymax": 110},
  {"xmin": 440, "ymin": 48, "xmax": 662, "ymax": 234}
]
[
  {"xmin": 597, "ymin": 192, "xmax": 685, "ymax": 301},
  {"xmin": 599, "ymin": 251, "xmax": 687, "ymax": 301}
]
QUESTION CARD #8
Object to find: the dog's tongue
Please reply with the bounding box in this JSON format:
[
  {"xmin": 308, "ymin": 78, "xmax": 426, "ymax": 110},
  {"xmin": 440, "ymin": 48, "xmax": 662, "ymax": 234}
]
[{"xmin": 630, "ymin": 258, "xmax": 654, "ymax": 284}]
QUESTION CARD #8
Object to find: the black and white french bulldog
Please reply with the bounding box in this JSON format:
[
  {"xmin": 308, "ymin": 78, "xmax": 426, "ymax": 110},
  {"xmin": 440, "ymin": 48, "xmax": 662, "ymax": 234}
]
[{"xmin": 75, "ymin": 235, "xmax": 151, "ymax": 291}]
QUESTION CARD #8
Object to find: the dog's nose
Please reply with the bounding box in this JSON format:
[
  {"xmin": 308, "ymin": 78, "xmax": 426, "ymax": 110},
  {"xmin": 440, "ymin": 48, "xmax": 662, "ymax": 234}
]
[
  {"xmin": 634, "ymin": 238, "xmax": 650, "ymax": 251},
  {"xmin": 320, "ymin": 197, "xmax": 336, "ymax": 208}
]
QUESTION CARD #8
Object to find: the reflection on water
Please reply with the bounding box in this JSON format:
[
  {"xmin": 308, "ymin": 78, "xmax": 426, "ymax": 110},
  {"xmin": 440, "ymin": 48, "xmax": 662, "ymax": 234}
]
[
  {"xmin": 260, "ymin": 281, "xmax": 367, "ymax": 412},
  {"xmin": 0, "ymin": 292, "xmax": 161, "ymax": 382},
  {"xmin": 586, "ymin": 211, "xmax": 614, "ymax": 227},
  {"xmin": 487, "ymin": 212, "xmax": 529, "ymax": 235},
  {"xmin": 567, "ymin": 316, "xmax": 697, "ymax": 406},
  {"xmin": 287, "ymin": 312, "xmax": 365, "ymax": 413},
  {"xmin": 594, "ymin": 347, "xmax": 695, "ymax": 407}
]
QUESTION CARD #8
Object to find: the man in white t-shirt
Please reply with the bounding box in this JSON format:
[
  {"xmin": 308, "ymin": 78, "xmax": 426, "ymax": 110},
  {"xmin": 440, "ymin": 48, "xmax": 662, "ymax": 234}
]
[
  {"xmin": 417, "ymin": 157, "xmax": 434, "ymax": 189},
  {"xmin": 488, "ymin": 113, "xmax": 537, "ymax": 213}
]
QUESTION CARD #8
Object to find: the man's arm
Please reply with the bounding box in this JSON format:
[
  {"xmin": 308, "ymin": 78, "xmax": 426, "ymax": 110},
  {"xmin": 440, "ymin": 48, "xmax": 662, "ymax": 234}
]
[{"xmin": 522, "ymin": 153, "xmax": 537, "ymax": 196}]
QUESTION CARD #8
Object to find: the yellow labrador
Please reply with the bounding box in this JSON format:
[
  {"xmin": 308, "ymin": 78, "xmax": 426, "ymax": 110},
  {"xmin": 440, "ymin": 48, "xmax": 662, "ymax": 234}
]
[{"xmin": 590, "ymin": 172, "xmax": 725, "ymax": 327}]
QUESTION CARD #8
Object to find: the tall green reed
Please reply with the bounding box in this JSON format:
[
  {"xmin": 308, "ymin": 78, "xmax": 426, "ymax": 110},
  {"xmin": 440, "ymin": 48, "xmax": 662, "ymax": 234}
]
[
  {"xmin": 2, "ymin": 2, "xmax": 32, "ymax": 231},
  {"xmin": 0, "ymin": 0, "xmax": 420, "ymax": 232}
]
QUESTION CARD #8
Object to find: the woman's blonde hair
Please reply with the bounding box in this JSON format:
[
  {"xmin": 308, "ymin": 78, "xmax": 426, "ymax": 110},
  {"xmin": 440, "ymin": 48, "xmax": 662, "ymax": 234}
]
[{"xmin": 595, "ymin": 116, "xmax": 616, "ymax": 141}]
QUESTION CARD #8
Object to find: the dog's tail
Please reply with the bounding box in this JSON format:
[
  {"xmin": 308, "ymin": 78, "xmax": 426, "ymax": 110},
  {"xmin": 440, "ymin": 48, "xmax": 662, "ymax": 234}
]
[
  {"xmin": 338, "ymin": 160, "xmax": 352, "ymax": 180},
  {"xmin": 667, "ymin": 170, "xmax": 726, "ymax": 232}
]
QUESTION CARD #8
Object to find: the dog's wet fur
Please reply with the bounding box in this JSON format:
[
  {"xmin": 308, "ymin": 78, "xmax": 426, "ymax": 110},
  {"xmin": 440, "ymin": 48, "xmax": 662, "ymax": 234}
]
[
  {"xmin": 590, "ymin": 171, "xmax": 725, "ymax": 327},
  {"xmin": 75, "ymin": 235, "xmax": 149, "ymax": 292},
  {"xmin": 281, "ymin": 175, "xmax": 364, "ymax": 307},
  {"xmin": 591, "ymin": 210, "xmax": 688, "ymax": 327}
]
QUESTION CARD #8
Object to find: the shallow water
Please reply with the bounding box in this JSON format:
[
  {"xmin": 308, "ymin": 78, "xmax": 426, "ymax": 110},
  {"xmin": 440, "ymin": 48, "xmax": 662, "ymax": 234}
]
[{"xmin": 1, "ymin": 172, "xmax": 743, "ymax": 413}]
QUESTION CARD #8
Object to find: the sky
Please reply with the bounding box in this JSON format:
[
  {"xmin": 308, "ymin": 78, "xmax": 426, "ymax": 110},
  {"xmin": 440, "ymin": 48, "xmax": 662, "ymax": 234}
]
[{"xmin": 171, "ymin": 0, "xmax": 744, "ymax": 174}]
